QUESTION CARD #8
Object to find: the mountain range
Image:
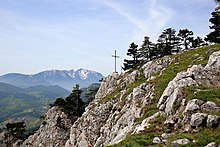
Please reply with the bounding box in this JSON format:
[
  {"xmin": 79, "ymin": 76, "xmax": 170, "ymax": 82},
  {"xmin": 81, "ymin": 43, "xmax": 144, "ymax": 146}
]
[{"xmin": 0, "ymin": 68, "xmax": 104, "ymax": 91}]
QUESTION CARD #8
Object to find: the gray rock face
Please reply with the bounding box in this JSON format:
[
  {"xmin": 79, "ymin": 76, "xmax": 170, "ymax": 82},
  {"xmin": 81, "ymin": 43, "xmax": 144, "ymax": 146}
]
[
  {"xmin": 172, "ymin": 139, "xmax": 190, "ymax": 147},
  {"xmin": 21, "ymin": 107, "xmax": 73, "ymax": 147},
  {"xmin": 142, "ymin": 56, "xmax": 173, "ymax": 78},
  {"xmin": 205, "ymin": 51, "xmax": 220, "ymax": 70},
  {"xmin": 190, "ymin": 113, "xmax": 207, "ymax": 128},
  {"xmin": 0, "ymin": 131, "xmax": 22, "ymax": 147},
  {"xmin": 96, "ymin": 72, "xmax": 120, "ymax": 100},
  {"xmin": 65, "ymin": 55, "xmax": 173, "ymax": 147},
  {"xmin": 133, "ymin": 112, "xmax": 163, "ymax": 134}
]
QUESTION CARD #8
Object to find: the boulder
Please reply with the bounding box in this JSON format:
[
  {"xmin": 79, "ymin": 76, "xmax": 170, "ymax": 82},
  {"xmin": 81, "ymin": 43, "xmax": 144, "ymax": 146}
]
[
  {"xmin": 207, "ymin": 115, "xmax": 220, "ymax": 127},
  {"xmin": 184, "ymin": 99, "xmax": 203, "ymax": 112},
  {"xmin": 172, "ymin": 139, "xmax": 190, "ymax": 147},
  {"xmin": 182, "ymin": 99, "xmax": 204, "ymax": 123},
  {"xmin": 205, "ymin": 51, "xmax": 220, "ymax": 70},
  {"xmin": 190, "ymin": 113, "xmax": 207, "ymax": 128},
  {"xmin": 153, "ymin": 137, "xmax": 161, "ymax": 144},
  {"xmin": 201, "ymin": 101, "xmax": 219, "ymax": 112},
  {"xmin": 205, "ymin": 142, "xmax": 218, "ymax": 147}
]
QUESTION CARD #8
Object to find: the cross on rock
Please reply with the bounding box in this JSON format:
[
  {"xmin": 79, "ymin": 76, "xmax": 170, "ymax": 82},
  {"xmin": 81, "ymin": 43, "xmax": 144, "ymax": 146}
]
[{"xmin": 112, "ymin": 50, "xmax": 119, "ymax": 73}]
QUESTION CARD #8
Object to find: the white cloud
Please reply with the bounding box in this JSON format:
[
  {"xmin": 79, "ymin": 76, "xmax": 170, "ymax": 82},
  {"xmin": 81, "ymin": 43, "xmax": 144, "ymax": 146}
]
[{"xmin": 98, "ymin": 0, "xmax": 173, "ymax": 44}]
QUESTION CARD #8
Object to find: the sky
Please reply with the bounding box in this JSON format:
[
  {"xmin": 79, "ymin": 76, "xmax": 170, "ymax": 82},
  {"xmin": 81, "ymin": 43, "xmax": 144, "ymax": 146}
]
[{"xmin": 0, "ymin": 0, "xmax": 217, "ymax": 76}]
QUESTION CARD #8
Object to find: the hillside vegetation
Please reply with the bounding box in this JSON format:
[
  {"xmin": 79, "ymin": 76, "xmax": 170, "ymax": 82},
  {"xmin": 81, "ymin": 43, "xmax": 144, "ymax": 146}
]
[
  {"xmin": 0, "ymin": 83, "xmax": 70, "ymax": 129},
  {"xmin": 110, "ymin": 44, "xmax": 220, "ymax": 146}
]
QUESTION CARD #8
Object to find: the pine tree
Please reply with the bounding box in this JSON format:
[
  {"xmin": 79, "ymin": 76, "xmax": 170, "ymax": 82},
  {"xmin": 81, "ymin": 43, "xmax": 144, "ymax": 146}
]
[
  {"xmin": 157, "ymin": 28, "xmax": 180, "ymax": 56},
  {"xmin": 178, "ymin": 28, "xmax": 194, "ymax": 50},
  {"xmin": 64, "ymin": 84, "xmax": 85, "ymax": 116},
  {"xmin": 191, "ymin": 36, "xmax": 205, "ymax": 48},
  {"xmin": 139, "ymin": 36, "xmax": 158, "ymax": 61},
  {"xmin": 123, "ymin": 42, "xmax": 140, "ymax": 70},
  {"xmin": 206, "ymin": 12, "xmax": 220, "ymax": 43}
]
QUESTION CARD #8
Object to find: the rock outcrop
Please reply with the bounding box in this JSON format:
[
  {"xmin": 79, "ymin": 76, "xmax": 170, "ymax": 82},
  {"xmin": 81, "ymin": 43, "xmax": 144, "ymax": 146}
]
[
  {"xmin": 21, "ymin": 107, "xmax": 73, "ymax": 147},
  {"xmin": 65, "ymin": 57, "xmax": 173, "ymax": 146},
  {"xmin": 65, "ymin": 50, "xmax": 220, "ymax": 146},
  {"xmin": 158, "ymin": 51, "xmax": 220, "ymax": 116}
]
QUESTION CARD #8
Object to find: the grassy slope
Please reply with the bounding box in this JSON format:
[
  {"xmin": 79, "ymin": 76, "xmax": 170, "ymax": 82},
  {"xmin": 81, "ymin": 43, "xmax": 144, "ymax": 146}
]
[{"xmin": 106, "ymin": 44, "xmax": 220, "ymax": 146}]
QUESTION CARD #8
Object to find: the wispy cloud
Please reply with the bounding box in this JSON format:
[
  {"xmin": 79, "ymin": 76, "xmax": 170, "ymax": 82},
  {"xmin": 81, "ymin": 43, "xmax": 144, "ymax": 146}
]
[{"xmin": 98, "ymin": 0, "xmax": 173, "ymax": 43}]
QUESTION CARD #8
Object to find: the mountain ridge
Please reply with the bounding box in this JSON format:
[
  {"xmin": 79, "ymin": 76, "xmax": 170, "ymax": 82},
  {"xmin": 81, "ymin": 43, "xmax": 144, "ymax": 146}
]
[{"xmin": 0, "ymin": 68, "xmax": 104, "ymax": 91}]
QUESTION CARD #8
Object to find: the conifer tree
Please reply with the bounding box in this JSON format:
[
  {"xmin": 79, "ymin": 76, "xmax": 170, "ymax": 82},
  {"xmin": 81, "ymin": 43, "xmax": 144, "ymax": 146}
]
[
  {"xmin": 139, "ymin": 36, "xmax": 158, "ymax": 61},
  {"xmin": 123, "ymin": 42, "xmax": 140, "ymax": 70},
  {"xmin": 178, "ymin": 28, "xmax": 194, "ymax": 50},
  {"xmin": 206, "ymin": 12, "xmax": 220, "ymax": 43},
  {"xmin": 157, "ymin": 28, "xmax": 180, "ymax": 56},
  {"xmin": 191, "ymin": 36, "xmax": 205, "ymax": 48},
  {"xmin": 65, "ymin": 84, "xmax": 85, "ymax": 116}
]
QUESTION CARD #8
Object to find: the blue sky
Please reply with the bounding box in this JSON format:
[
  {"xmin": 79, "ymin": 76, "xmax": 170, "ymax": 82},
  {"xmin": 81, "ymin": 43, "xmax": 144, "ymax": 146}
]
[{"xmin": 0, "ymin": 0, "xmax": 216, "ymax": 76}]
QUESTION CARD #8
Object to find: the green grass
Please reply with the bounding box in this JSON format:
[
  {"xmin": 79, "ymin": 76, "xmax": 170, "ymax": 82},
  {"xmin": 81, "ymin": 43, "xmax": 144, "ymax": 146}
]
[
  {"xmin": 182, "ymin": 86, "xmax": 220, "ymax": 105},
  {"xmin": 135, "ymin": 104, "xmax": 158, "ymax": 124},
  {"xmin": 26, "ymin": 117, "xmax": 40, "ymax": 129},
  {"xmin": 100, "ymin": 88, "xmax": 122, "ymax": 104},
  {"xmin": 167, "ymin": 127, "xmax": 220, "ymax": 146},
  {"xmin": 182, "ymin": 86, "xmax": 220, "ymax": 116},
  {"xmin": 108, "ymin": 133, "xmax": 161, "ymax": 147}
]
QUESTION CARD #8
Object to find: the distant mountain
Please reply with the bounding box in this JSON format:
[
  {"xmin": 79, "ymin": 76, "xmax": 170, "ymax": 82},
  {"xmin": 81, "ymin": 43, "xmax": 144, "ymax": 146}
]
[
  {"xmin": 0, "ymin": 68, "xmax": 104, "ymax": 91},
  {"xmin": 0, "ymin": 82, "xmax": 70, "ymax": 125}
]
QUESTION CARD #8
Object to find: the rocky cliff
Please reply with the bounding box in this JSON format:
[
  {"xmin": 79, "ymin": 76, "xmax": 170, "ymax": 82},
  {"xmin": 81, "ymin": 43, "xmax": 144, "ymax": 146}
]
[
  {"xmin": 9, "ymin": 44, "xmax": 220, "ymax": 146},
  {"xmin": 21, "ymin": 107, "xmax": 74, "ymax": 147},
  {"xmin": 64, "ymin": 44, "xmax": 220, "ymax": 146}
]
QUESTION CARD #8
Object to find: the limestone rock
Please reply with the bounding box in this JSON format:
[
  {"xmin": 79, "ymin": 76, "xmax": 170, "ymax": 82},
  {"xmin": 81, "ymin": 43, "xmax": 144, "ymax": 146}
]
[
  {"xmin": 0, "ymin": 131, "xmax": 21, "ymax": 147},
  {"xmin": 207, "ymin": 115, "xmax": 220, "ymax": 127},
  {"xmin": 158, "ymin": 51, "xmax": 220, "ymax": 116},
  {"xmin": 161, "ymin": 133, "xmax": 171, "ymax": 140},
  {"xmin": 201, "ymin": 101, "xmax": 219, "ymax": 112},
  {"xmin": 184, "ymin": 99, "xmax": 203, "ymax": 112},
  {"xmin": 153, "ymin": 137, "xmax": 161, "ymax": 144},
  {"xmin": 21, "ymin": 107, "xmax": 73, "ymax": 147},
  {"xmin": 65, "ymin": 63, "xmax": 159, "ymax": 146},
  {"xmin": 205, "ymin": 51, "xmax": 220, "ymax": 70},
  {"xmin": 182, "ymin": 99, "xmax": 204, "ymax": 123},
  {"xmin": 190, "ymin": 113, "xmax": 207, "ymax": 128},
  {"xmin": 172, "ymin": 139, "xmax": 190, "ymax": 147},
  {"xmin": 157, "ymin": 68, "xmax": 198, "ymax": 115},
  {"xmin": 123, "ymin": 70, "xmax": 141, "ymax": 85},
  {"xmin": 142, "ymin": 56, "xmax": 173, "ymax": 78},
  {"xmin": 133, "ymin": 112, "xmax": 161, "ymax": 134},
  {"xmin": 95, "ymin": 72, "xmax": 120, "ymax": 100},
  {"xmin": 63, "ymin": 51, "xmax": 220, "ymax": 147},
  {"xmin": 205, "ymin": 142, "xmax": 218, "ymax": 147}
]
